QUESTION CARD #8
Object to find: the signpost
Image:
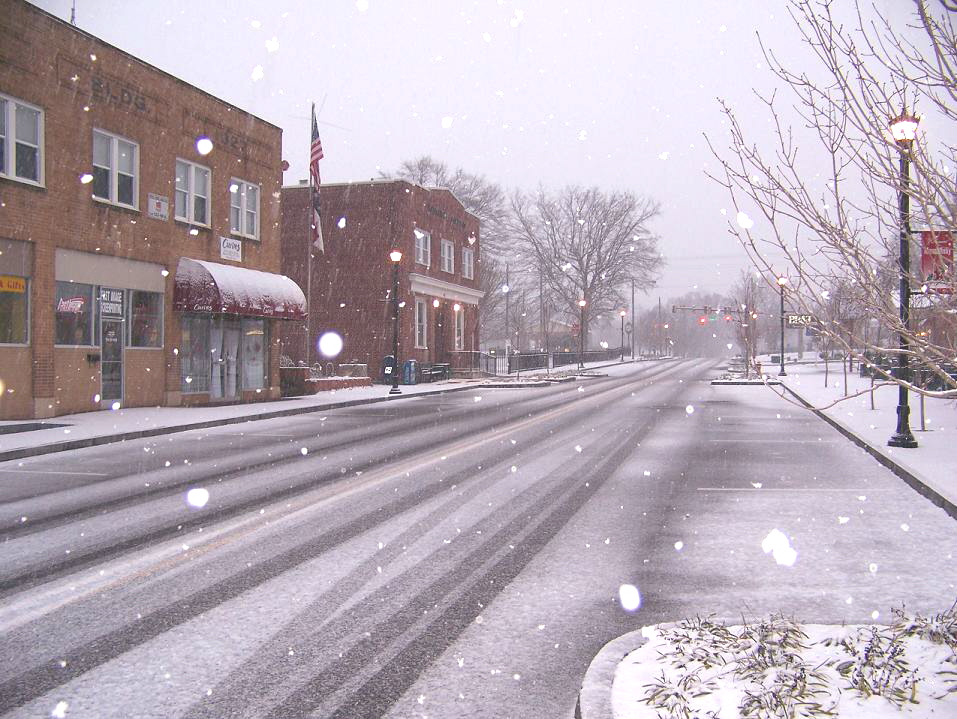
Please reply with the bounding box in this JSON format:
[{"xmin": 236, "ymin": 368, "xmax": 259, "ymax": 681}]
[{"xmin": 786, "ymin": 313, "xmax": 815, "ymax": 328}]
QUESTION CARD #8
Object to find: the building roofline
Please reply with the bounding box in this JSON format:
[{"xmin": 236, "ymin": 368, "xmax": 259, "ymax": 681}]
[
  {"xmin": 280, "ymin": 179, "xmax": 480, "ymax": 224},
  {"xmin": 22, "ymin": 0, "xmax": 281, "ymax": 131}
]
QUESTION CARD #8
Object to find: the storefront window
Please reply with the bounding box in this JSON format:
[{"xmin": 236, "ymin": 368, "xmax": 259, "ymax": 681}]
[
  {"xmin": 129, "ymin": 291, "xmax": 163, "ymax": 347},
  {"xmin": 0, "ymin": 275, "xmax": 28, "ymax": 344},
  {"xmin": 242, "ymin": 318, "xmax": 267, "ymax": 389},
  {"xmin": 55, "ymin": 281, "xmax": 94, "ymax": 345},
  {"xmin": 180, "ymin": 315, "xmax": 210, "ymax": 393}
]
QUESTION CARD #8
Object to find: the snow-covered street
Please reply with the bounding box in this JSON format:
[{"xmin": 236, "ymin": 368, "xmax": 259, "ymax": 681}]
[{"xmin": 1, "ymin": 360, "xmax": 954, "ymax": 718}]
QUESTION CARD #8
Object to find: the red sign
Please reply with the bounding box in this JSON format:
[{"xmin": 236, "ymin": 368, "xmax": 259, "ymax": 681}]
[{"xmin": 921, "ymin": 231, "xmax": 954, "ymax": 294}]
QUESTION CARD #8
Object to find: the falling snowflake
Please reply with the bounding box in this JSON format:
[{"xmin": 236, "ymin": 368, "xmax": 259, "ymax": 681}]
[
  {"xmin": 575, "ymin": 445, "xmax": 582, "ymax": 453},
  {"xmin": 736, "ymin": 211, "xmax": 754, "ymax": 229},
  {"xmin": 761, "ymin": 529, "xmax": 796, "ymax": 566},
  {"xmin": 251, "ymin": 65, "xmax": 264, "ymax": 81},
  {"xmin": 265, "ymin": 36, "xmax": 280, "ymax": 53},
  {"xmin": 51, "ymin": 701, "xmax": 69, "ymax": 718},
  {"xmin": 441, "ymin": 116, "xmax": 454, "ymax": 129},
  {"xmin": 356, "ymin": 0, "xmax": 369, "ymax": 11},
  {"xmin": 685, "ymin": 405, "xmax": 694, "ymax": 415},
  {"xmin": 674, "ymin": 541, "xmax": 684, "ymax": 551},
  {"xmin": 658, "ymin": 151, "xmax": 669, "ymax": 160},
  {"xmin": 337, "ymin": 216, "xmax": 347, "ymax": 228},
  {"xmin": 578, "ymin": 129, "xmax": 587, "ymax": 141},
  {"xmin": 619, "ymin": 584, "xmax": 642, "ymax": 611}
]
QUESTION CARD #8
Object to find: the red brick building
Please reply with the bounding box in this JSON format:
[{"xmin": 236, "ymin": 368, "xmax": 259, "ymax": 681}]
[
  {"xmin": 281, "ymin": 180, "xmax": 482, "ymax": 378},
  {"xmin": 0, "ymin": 0, "xmax": 305, "ymax": 420}
]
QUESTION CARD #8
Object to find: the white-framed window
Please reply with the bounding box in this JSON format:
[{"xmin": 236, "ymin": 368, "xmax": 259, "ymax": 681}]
[
  {"xmin": 175, "ymin": 159, "xmax": 211, "ymax": 226},
  {"xmin": 462, "ymin": 247, "xmax": 475, "ymax": 280},
  {"xmin": 414, "ymin": 229, "xmax": 431, "ymax": 267},
  {"xmin": 440, "ymin": 239, "xmax": 454, "ymax": 273},
  {"xmin": 229, "ymin": 178, "xmax": 259, "ymax": 240},
  {"xmin": 92, "ymin": 129, "xmax": 138, "ymax": 208},
  {"xmin": 415, "ymin": 298, "xmax": 428, "ymax": 348},
  {"xmin": 455, "ymin": 307, "xmax": 464, "ymax": 350},
  {"xmin": 0, "ymin": 93, "xmax": 44, "ymax": 186}
]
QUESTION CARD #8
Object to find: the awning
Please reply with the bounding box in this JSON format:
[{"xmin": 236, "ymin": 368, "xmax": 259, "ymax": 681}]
[{"xmin": 173, "ymin": 258, "xmax": 306, "ymax": 320}]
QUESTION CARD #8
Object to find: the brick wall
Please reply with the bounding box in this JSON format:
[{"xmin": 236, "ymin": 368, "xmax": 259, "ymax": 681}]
[
  {"xmin": 281, "ymin": 180, "xmax": 482, "ymax": 379},
  {"xmin": 0, "ymin": 0, "xmax": 287, "ymax": 418}
]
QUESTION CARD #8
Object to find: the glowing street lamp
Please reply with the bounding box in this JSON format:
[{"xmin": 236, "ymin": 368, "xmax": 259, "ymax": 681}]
[
  {"xmin": 888, "ymin": 109, "xmax": 920, "ymax": 448},
  {"xmin": 389, "ymin": 249, "xmax": 402, "ymax": 395},
  {"xmin": 776, "ymin": 275, "xmax": 788, "ymax": 377}
]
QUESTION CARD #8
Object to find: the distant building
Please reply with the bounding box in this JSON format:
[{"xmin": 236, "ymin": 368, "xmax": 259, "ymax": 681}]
[
  {"xmin": 0, "ymin": 0, "xmax": 305, "ymax": 420},
  {"xmin": 281, "ymin": 180, "xmax": 482, "ymax": 378}
]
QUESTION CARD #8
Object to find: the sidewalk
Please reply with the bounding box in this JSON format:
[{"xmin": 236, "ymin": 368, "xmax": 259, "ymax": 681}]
[{"xmin": 0, "ymin": 358, "xmax": 633, "ymax": 462}]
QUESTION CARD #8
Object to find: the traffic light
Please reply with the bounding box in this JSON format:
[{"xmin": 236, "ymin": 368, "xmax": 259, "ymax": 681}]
[
  {"xmin": 724, "ymin": 314, "xmax": 732, "ymax": 322},
  {"xmin": 698, "ymin": 316, "xmax": 707, "ymax": 325}
]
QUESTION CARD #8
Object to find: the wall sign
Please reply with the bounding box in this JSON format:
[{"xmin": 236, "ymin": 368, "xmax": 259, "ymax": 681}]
[
  {"xmin": 0, "ymin": 276, "xmax": 26, "ymax": 293},
  {"xmin": 220, "ymin": 236, "xmax": 242, "ymax": 262},
  {"xmin": 100, "ymin": 287, "xmax": 124, "ymax": 318},
  {"xmin": 147, "ymin": 193, "xmax": 169, "ymax": 221}
]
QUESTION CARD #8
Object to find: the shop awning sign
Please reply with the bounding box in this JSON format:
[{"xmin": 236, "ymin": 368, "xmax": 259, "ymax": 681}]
[{"xmin": 173, "ymin": 257, "xmax": 306, "ymax": 320}]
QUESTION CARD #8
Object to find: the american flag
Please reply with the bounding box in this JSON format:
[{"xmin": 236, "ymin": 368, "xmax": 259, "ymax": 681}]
[{"xmin": 310, "ymin": 105, "xmax": 325, "ymax": 252}]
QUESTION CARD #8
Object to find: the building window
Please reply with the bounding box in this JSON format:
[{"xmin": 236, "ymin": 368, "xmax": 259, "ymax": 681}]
[
  {"xmin": 462, "ymin": 247, "xmax": 475, "ymax": 280},
  {"xmin": 129, "ymin": 291, "xmax": 163, "ymax": 347},
  {"xmin": 181, "ymin": 315, "xmax": 268, "ymax": 394},
  {"xmin": 0, "ymin": 93, "xmax": 43, "ymax": 185},
  {"xmin": 230, "ymin": 179, "xmax": 259, "ymax": 240},
  {"xmin": 414, "ymin": 229, "xmax": 431, "ymax": 267},
  {"xmin": 180, "ymin": 315, "xmax": 210, "ymax": 393},
  {"xmin": 92, "ymin": 130, "xmax": 138, "ymax": 208},
  {"xmin": 55, "ymin": 281, "xmax": 95, "ymax": 346},
  {"xmin": 441, "ymin": 240, "xmax": 454, "ymax": 273},
  {"xmin": 241, "ymin": 318, "xmax": 267, "ymax": 389},
  {"xmin": 175, "ymin": 159, "xmax": 210, "ymax": 226},
  {"xmin": 455, "ymin": 307, "xmax": 464, "ymax": 350},
  {"xmin": 415, "ymin": 298, "xmax": 428, "ymax": 348},
  {"xmin": 0, "ymin": 275, "xmax": 28, "ymax": 344}
]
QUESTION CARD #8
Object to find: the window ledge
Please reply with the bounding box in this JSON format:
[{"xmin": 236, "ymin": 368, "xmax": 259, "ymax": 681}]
[
  {"xmin": 1, "ymin": 175, "xmax": 45, "ymax": 190},
  {"xmin": 92, "ymin": 196, "xmax": 140, "ymax": 213}
]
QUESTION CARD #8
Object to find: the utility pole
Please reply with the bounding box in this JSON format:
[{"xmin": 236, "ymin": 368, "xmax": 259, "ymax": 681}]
[
  {"xmin": 657, "ymin": 297, "xmax": 662, "ymax": 357},
  {"xmin": 630, "ymin": 279, "xmax": 635, "ymax": 358}
]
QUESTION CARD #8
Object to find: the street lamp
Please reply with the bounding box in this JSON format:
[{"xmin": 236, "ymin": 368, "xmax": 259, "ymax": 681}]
[
  {"xmin": 776, "ymin": 275, "xmax": 788, "ymax": 377},
  {"xmin": 619, "ymin": 310, "xmax": 626, "ymax": 362},
  {"xmin": 887, "ymin": 109, "xmax": 919, "ymax": 448},
  {"xmin": 389, "ymin": 249, "xmax": 402, "ymax": 395},
  {"xmin": 578, "ymin": 299, "xmax": 587, "ymax": 370}
]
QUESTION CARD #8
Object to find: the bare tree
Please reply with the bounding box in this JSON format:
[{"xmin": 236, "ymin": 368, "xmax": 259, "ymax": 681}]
[
  {"xmin": 707, "ymin": 0, "xmax": 957, "ymax": 397},
  {"xmin": 509, "ymin": 186, "xmax": 662, "ymax": 347},
  {"xmin": 730, "ymin": 270, "xmax": 774, "ymax": 373}
]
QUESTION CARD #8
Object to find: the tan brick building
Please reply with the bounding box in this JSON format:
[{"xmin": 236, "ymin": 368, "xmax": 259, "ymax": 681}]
[
  {"xmin": 281, "ymin": 180, "xmax": 482, "ymax": 379},
  {"xmin": 0, "ymin": 0, "xmax": 305, "ymax": 420}
]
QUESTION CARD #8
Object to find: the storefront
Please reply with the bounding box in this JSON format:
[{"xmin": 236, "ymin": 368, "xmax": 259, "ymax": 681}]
[{"xmin": 173, "ymin": 258, "xmax": 306, "ymax": 403}]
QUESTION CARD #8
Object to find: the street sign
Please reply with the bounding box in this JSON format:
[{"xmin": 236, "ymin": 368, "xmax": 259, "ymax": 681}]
[{"xmin": 786, "ymin": 314, "xmax": 814, "ymax": 327}]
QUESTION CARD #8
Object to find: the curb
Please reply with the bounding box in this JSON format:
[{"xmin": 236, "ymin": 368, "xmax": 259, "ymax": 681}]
[
  {"xmin": 0, "ymin": 384, "xmax": 478, "ymax": 463},
  {"xmin": 781, "ymin": 384, "xmax": 956, "ymax": 520},
  {"xmin": 576, "ymin": 630, "xmax": 648, "ymax": 719}
]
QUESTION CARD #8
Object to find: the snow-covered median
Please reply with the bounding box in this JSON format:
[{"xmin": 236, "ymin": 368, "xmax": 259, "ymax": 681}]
[{"xmin": 613, "ymin": 606, "xmax": 957, "ymax": 718}]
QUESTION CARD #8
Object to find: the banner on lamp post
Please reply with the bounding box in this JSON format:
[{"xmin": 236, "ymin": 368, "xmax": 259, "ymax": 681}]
[{"xmin": 921, "ymin": 230, "xmax": 954, "ymax": 294}]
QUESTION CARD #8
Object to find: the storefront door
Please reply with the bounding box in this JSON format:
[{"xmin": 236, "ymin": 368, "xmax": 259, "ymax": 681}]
[
  {"xmin": 101, "ymin": 318, "xmax": 123, "ymax": 405},
  {"xmin": 99, "ymin": 287, "xmax": 125, "ymax": 407}
]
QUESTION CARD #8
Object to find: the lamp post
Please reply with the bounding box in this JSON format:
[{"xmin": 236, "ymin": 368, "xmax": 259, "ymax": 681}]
[
  {"xmin": 776, "ymin": 275, "xmax": 788, "ymax": 377},
  {"xmin": 619, "ymin": 310, "xmax": 626, "ymax": 362},
  {"xmin": 389, "ymin": 249, "xmax": 402, "ymax": 395},
  {"xmin": 887, "ymin": 110, "xmax": 920, "ymax": 448},
  {"xmin": 578, "ymin": 299, "xmax": 587, "ymax": 370}
]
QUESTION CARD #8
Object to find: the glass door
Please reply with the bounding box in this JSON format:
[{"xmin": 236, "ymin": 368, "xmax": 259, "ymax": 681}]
[{"xmin": 99, "ymin": 287, "xmax": 125, "ymax": 408}]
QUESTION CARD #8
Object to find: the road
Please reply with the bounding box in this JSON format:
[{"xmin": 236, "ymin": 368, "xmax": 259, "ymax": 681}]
[{"xmin": 0, "ymin": 359, "xmax": 955, "ymax": 718}]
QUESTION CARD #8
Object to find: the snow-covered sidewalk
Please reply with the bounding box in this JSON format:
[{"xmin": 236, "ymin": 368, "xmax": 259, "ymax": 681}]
[{"xmin": 769, "ymin": 358, "xmax": 957, "ymax": 515}]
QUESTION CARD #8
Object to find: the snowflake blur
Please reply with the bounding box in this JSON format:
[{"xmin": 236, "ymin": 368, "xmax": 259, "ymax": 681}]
[{"xmin": 317, "ymin": 331, "xmax": 344, "ymax": 358}]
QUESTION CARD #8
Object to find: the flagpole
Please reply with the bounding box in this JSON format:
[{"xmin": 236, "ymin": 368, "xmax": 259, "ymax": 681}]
[{"xmin": 305, "ymin": 101, "xmax": 314, "ymax": 368}]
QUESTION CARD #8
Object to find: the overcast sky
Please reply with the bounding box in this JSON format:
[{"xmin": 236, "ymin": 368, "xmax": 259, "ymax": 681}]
[{"xmin": 32, "ymin": 0, "xmax": 912, "ymax": 305}]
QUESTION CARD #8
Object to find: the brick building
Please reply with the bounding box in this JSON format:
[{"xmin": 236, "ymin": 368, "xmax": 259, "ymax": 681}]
[
  {"xmin": 0, "ymin": 0, "xmax": 305, "ymax": 420},
  {"xmin": 281, "ymin": 180, "xmax": 482, "ymax": 378}
]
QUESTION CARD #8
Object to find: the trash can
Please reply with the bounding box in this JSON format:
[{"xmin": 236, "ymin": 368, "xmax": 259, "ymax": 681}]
[
  {"xmin": 381, "ymin": 355, "xmax": 396, "ymax": 384},
  {"xmin": 403, "ymin": 359, "xmax": 419, "ymax": 384}
]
